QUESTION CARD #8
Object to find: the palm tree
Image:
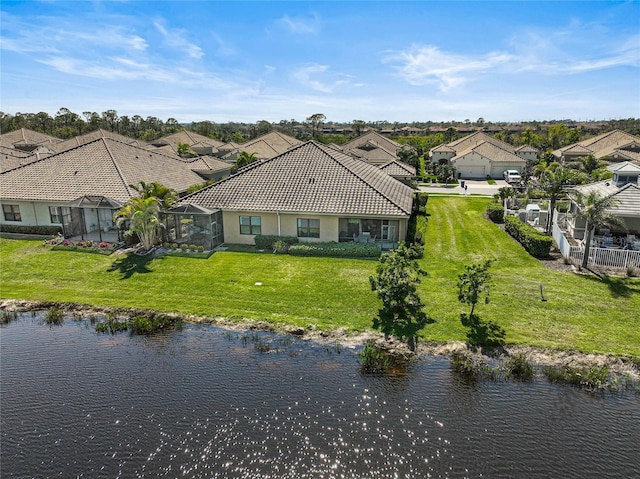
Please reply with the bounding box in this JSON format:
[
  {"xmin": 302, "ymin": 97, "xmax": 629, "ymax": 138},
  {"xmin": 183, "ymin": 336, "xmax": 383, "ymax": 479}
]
[
  {"xmin": 235, "ymin": 151, "xmax": 258, "ymax": 169},
  {"xmin": 539, "ymin": 167, "xmax": 573, "ymax": 234},
  {"xmin": 574, "ymin": 191, "xmax": 624, "ymax": 269},
  {"xmin": 129, "ymin": 181, "xmax": 177, "ymax": 209},
  {"xmin": 113, "ymin": 196, "xmax": 163, "ymax": 250}
]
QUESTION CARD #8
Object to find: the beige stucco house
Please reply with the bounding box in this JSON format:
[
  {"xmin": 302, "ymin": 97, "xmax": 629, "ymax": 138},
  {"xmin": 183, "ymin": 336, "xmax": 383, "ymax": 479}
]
[
  {"xmin": 166, "ymin": 141, "xmax": 414, "ymax": 250},
  {"xmin": 429, "ymin": 131, "xmax": 536, "ymax": 179},
  {"xmin": 553, "ymin": 130, "xmax": 640, "ymax": 165}
]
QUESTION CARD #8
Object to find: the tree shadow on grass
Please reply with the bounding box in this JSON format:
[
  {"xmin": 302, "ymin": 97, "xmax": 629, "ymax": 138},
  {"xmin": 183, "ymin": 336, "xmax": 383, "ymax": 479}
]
[
  {"xmin": 583, "ymin": 272, "xmax": 640, "ymax": 299},
  {"xmin": 460, "ymin": 313, "xmax": 506, "ymax": 351},
  {"xmin": 373, "ymin": 309, "xmax": 435, "ymax": 351},
  {"xmin": 107, "ymin": 253, "xmax": 161, "ymax": 279}
]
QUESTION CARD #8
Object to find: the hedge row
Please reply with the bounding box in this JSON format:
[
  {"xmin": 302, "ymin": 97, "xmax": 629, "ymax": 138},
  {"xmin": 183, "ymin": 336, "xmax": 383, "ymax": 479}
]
[
  {"xmin": 486, "ymin": 203, "xmax": 505, "ymax": 223},
  {"xmin": 288, "ymin": 241, "xmax": 381, "ymax": 258},
  {"xmin": 504, "ymin": 216, "xmax": 553, "ymax": 258},
  {"xmin": 0, "ymin": 224, "xmax": 62, "ymax": 236},
  {"xmin": 254, "ymin": 235, "xmax": 298, "ymax": 250}
]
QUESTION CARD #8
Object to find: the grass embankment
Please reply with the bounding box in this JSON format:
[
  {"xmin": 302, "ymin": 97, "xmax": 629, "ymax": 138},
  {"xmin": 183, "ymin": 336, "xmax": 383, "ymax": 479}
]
[{"xmin": 1, "ymin": 196, "xmax": 639, "ymax": 358}]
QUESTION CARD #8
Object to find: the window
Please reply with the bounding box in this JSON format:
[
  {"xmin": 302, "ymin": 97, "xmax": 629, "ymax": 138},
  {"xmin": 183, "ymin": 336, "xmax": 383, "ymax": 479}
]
[
  {"xmin": 49, "ymin": 206, "xmax": 62, "ymax": 224},
  {"xmin": 297, "ymin": 218, "xmax": 320, "ymax": 238},
  {"xmin": 3, "ymin": 204, "xmax": 21, "ymax": 222},
  {"xmin": 239, "ymin": 215, "xmax": 261, "ymax": 235}
]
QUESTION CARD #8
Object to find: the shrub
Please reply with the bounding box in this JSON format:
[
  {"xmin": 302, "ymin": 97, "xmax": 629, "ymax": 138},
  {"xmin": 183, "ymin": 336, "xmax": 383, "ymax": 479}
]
[
  {"xmin": 180, "ymin": 244, "xmax": 189, "ymax": 251},
  {"xmin": 129, "ymin": 313, "xmax": 181, "ymax": 335},
  {"xmin": 504, "ymin": 353, "xmax": 534, "ymax": 381},
  {"xmin": 98, "ymin": 242, "xmax": 111, "ymax": 249},
  {"xmin": 358, "ymin": 340, "xmax": 390, "ymax": 375},
  {"xmin": 504, "ymin": 216, "xmax": 553, "ymax": 258},
  {"xmin": 289, "ymin": 241, "xmax": 381, "ymax": 258},
  {"xmin": 254, "ymin": 235, "xmax": 298, "ymax": 250},
  {"xmin": 543, "ymin": 365, "xmax": 610, "ymax": 390},
  {"xmin": 189, "ymin": 244, "xmax": 198, "ymax": 250},
  {"xmin": 163, "ymin": 242, "xmax": 170, "ymax": 249},
  {"xmin": 486, "ymin": 203, "xmax": 505, "ymax": 223},
  {"xmin": 273, "ymin": 239, "xmax": 290, "ymax": 253},
  {"xmin": 44, "ymin": 307, "xmax": 64, "ymax": 325},
  {"xmin": 171, "ymin": 243, "xmax": 178, "ymax": 249},
  {"xmin": 197, "ymin": 245, "xmax": 204, "ymax": 252},
  {"xmin": 0, "ymin": 224, "xmax": 62, "ymax": 236}
]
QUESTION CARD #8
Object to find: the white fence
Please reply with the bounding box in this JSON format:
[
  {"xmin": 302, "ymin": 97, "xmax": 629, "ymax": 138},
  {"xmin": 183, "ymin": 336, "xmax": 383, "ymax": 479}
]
[{"xmin": 552, "ymin": 210, "xmax": 640, "ymax": 270}]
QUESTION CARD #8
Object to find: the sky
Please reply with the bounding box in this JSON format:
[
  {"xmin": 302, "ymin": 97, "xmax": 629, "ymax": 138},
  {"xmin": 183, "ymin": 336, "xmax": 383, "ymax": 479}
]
[{"xmin": 1, "ymin": 1, "xmax": 639, "ymax": 124}]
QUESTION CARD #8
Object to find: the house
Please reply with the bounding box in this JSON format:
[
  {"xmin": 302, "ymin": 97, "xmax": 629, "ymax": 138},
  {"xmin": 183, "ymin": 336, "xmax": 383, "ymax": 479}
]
[
  {"xmin": 180, "ymin": 156, "xmax": 232, "ymax": 181},
  {"xmin": 429, "ymin": 131, "xmax": 536, "ymax": 179},
  {"xmin": 562, "ymin": 162, "xmax": 640, "ymax": 241},
  {"xmin": 379, "ymin": 160, "xmax": 416, "ymax": 184},
  {"xmin": 0, "ymin": 139, "xmax": 49, "ymax": 172},
  {"xmin": 165, "ymin": 141, "xmax": 414, "ymax": 250},
  {"xmin": 222, "ymin": 131, "xmax": 302, "ymax": 162},
  {"xmin": 49, "ymin": 129, "xmax": 149, "ymax": 154},
  {"xmin": 340, "ymin": 130, "xmax": 404, "ymax": 166},
  {"xmin": 0, "ymin": 128, "xmax": 62, "ymax": 153},
  {"xmin": 151, "ymin": 130, "xmax": 225, "ymax": 156},
  {"xmin": 553, "ymin": 130, "xmax": 640, "ymax": 165},
  {"xmin": 0, "ymin": 137, "xmax": 207, "ymax": 241}
]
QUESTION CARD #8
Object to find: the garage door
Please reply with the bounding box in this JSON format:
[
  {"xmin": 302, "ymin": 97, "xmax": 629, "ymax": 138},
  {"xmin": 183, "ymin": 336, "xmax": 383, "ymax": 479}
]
[{"xmin": 458, "ymin": 165, "xmax": 486, "ymax": 179}]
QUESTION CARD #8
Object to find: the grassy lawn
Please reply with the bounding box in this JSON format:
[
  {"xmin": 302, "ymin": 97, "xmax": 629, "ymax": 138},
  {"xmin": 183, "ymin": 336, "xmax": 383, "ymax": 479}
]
[
  {"xmin": 420, "ymin": 196, "xmax": 640, "ymax": 358},
  {"xmin": 1, "ymin": 196, "xmax": 639, "ymax": 358}
]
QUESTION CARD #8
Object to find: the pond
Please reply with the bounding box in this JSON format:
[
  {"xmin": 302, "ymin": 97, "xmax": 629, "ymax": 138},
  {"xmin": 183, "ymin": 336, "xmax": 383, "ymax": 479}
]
[{"xmin": 1, "ymin": 313, "xmax": 639, "ymax": 478}]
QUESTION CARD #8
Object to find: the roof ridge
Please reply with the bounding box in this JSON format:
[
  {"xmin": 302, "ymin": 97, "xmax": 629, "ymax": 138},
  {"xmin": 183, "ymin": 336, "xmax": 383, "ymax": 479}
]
[
  {"xmin": 314, "ymin": 142, "xmax": 412, "ymax": 215},
  {"xmin": 101, "ymin": 138, "xmax": 135, "ymax": 198}
]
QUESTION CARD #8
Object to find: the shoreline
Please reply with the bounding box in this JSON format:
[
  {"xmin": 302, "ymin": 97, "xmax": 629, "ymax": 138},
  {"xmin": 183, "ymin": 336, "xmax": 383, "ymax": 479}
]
[{"xmin": 2, "ymin": 298, "xmax": 639, "ymax": 382}]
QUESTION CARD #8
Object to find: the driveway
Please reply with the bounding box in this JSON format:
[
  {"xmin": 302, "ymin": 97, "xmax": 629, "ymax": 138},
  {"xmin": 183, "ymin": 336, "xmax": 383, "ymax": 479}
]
[{"xmin": 418, "ymin": 179, "xmax": 509, "ymax": 196}]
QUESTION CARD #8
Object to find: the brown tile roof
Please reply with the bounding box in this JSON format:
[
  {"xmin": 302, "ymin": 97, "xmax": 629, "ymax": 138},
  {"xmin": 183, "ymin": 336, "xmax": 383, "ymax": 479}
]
[
  {"xmin": 0, "ymin": 128, "xmax": 63, "ymax": 149},
  {"xmin": 554, "ymin": 130, "xmax": 640, "ymax": 159},
  {"xmin": 0, "ymin": 137, "xmax": 205, "ymax": 203},
  {"xmin": 152, "ymin": 130, "xmax": 225, "ymax": 149},
  {"xmin": 515, "ymin": 144, "xmax": 539, "ymax": 153},
  {"xmin": 445, "ymin": 131, "xmax": 516, "ymax": 154},
  {"xmin": 379, "ymin": 160, "xmax": 416, "ymax": 176},
  {"xmin": 341, "ymin": 130, "xmax": 402, "ymax": 154},
  {"xmin": 239, "ymin": 131, "xmax": 302, "ymax": 159},
  {"xmin": 50, "ymin": 129, "xmax": 149, "ymax": 153},
  {"xmin": 175, "ymin": 141, "xmax": 413, "ymax": 217},
  {"xmin": 182, "ymin": 156, "xmax": 232, "ymax": 174},
  {"xmin": 347, "ymin": 141, "xmax": 398, "ymax": 163},
  {"xmin": 451, "ymin": 141, "xmax": 526, "ymax": 164}
]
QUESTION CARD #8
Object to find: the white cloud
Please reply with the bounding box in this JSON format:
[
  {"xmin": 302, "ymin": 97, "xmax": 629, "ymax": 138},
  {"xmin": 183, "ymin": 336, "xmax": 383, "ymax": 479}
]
[
  {"xmin": 153, "ymin": 19, "xmax": 203, "ymax": 59},
  {"xmin": 384, "ymin": 45, "xmax": 515, "ymax": 91},
  {"xmin": 275, "ymin": 13, "xmax": 321, "ymax": 34},
  {"xmin": 292, "ymin": 64, "xmax": 350, "ymax": 93}
]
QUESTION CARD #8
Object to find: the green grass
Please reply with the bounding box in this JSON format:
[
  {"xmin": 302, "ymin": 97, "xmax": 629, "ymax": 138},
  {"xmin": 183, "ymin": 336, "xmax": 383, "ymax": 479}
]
[
  {"xmin": 419, "ymin": 197, "xmax": 640, "ymax": 358},
  {"xmin": 1, "ymin": 196, "xmax": 639, "ymax": 358}
]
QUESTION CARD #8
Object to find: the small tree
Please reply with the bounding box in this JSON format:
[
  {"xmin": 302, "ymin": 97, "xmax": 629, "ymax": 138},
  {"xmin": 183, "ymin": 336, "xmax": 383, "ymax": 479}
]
[
  {"xmin": 457, "ymin": 260, "xmax": 492, "ymax": 317},
  {"xmin": 129, "ymin": 181, "xmax": 177, "ymax": 209},
  {"xmin": 457, "ymin": 260, "xmax": 505, "ymax": 348},
  {"xmin": 176, "ymin": 141, "xmax": 196, "ymax": 158},
  {"xmin": 369, "ymin": 242, "xmax": 429, "ymax": 350},
  {"xmin": 236, "ymin": 151, "xmax": 258, "ymax": 169}
]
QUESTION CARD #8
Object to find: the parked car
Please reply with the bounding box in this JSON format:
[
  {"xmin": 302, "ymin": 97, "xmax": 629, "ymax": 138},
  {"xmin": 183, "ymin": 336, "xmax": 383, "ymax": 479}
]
[{"xmin": 503, "ymin": 170, "xmax": 522, "ymax": 184}]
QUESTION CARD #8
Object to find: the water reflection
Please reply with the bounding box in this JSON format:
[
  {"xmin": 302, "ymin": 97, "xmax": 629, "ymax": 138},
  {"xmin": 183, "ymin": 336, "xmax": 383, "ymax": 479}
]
[{"xmin": 1, "ymin": 313, "xmax": 639, "ymax": 478}]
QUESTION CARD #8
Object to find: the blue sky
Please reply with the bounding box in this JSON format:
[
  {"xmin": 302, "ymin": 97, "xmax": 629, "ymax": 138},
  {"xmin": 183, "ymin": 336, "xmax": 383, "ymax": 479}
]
[{"xmin": 1, "ymin": 1, "xmax": 639, "ymax": 123}]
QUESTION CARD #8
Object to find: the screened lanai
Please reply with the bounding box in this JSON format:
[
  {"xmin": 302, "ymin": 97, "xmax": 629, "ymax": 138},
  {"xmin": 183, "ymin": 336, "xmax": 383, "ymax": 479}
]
[
  {"xmin": 62, "ymin": 195, "xmax": 123, "ymax": 242},
  {"xmin": 162, "ymin": 204, "xmax": 224, "ymax": 250}
]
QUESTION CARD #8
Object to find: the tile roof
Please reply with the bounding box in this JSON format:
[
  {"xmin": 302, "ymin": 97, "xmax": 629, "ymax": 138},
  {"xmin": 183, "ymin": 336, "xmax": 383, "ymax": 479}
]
[
  {"xmin": 0, "ymin": 128, "xmax": 63, "ymax": 148},
  {"xmin": 571, "ymin": 181, "xmax": 640, "ymax": 217},
  {"xmin": 607, "ymin": 161, "xmax": 640, "ymax": 174},
  {"xmin": 152, "ymin": 130, "xmax": 225, "ymax": 149},
  {"xmin": 347, "ymin": 141, "xmax": 398, "ymax": 163},
  {"xmin": 238, "ymin": 131, "xmax": 302, "ymax": 159},
  {"xmin": 174, "ymin": 141, "xmax": 413, "ymax": 217},
  {"xmin": 451, "ymin": 141, "xmax": 526, "ymax": 164},
  {"xmin": 445, "ymin": 131, "xmax": 516, "ymax": 154},
  {"xmin": 379, "ymin": 160, "xmax": 416, "ymax": 176},
  {"xmin": 182, "ymin": 156, "xmax": 232, "ymax": 174},
  {"xmin": 554, "ymin": 130, "xmax": 640, "ymax": 159},
  {"xmin": 0, "ymin": 137, "xmax": 205, "ymax": 203},
  {"xmin": 50, "ymin": 129, "xmax": 149, "ymax": 153},
  {"xmin": 515, "ymin": 144, "xmax": 539, "ymax": 153},
  {"xmin": 341, "ymin": 131, "xmax": 402, "ymax": 154}
]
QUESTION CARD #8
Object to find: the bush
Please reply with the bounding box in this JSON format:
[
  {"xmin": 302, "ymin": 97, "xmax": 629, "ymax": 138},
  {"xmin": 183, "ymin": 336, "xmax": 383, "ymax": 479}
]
[
  {"xmin": 289, "ymin": 241, "xmax": 381, "ymax": 258},
  {"xmin": 413, "ymin": 192, "xmax": 429, "ymax": 212},
  {"xmin": 0, "ymin": 224, "xmax": 63, "ymax": 236},
  {"xmin": 486, "ymin": 203, "xmax": 505, "ymax": 223},
  {"xmin": 197, "ymin": 245, "xmax": 204, "ymax": 252},
  {"xmin": 273, "ymin": 239, "xmax": 290, "ymax": 253},
  {"xmin": 358, "ymin": 340, "xmax": 390, "ymax": 374},
  {"xmin": 254, "ymin": 235, "xmax": 298, "ymax": 250},
  {"xmin": 189, "ymin": 244, "xmax": 197, "ymax": 250},
  {"xmin": 504, "ymin": 353, "xmax": 534, "ymax": 381},
  {"xmin": 44, "ymin": 307, "xmax": 64, "ymax": 325},
  {"xmin": 180, "ymin": 244, "xmax": 189, "ymax": 251},
  {"xmin": 171, "ymin": 243, "xmax": 178, "ymax": 249},
  {"xmin": 504, "ymin": 216, "xmax": 553, "ymax": 258}
]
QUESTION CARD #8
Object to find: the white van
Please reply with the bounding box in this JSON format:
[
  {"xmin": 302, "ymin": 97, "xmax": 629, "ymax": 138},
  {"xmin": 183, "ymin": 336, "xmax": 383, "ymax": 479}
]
[{"xmin": 503, "ymin": 170, "xmax": 522, "ymax": 184}]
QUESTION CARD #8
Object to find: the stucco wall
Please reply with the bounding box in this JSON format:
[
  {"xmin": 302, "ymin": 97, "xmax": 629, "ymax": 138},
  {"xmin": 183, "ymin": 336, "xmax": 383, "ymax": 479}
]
[
  {"xmin": 490, "ymin": 163, "xmax": 526, "ymax": 178},
  {"xmin": 453, "ymin": 152, "xmax": 491, "ymax": 178},
  {"xmin": 0, "ymin": 200, "xmax": 66, "ymax": 227}
]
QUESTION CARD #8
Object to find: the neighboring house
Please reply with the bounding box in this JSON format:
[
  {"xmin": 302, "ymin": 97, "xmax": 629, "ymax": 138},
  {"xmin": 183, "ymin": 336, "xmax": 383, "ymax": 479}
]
[
  {"xmin": 0, "ymin": 137, "xmax": 206, "ymax": 240},
  {"xmin": 0, "ymin": 140, "xmax": 47, "ymax": 172},
  {"xmin": 181, "ymin": 156, "xmax": 232, "ymax": 181},
  {"xmin": 340, "ymin": 131, "xmax": 404, "ymax": 166},
  {"xmin": 165, "ymin": 141, "xmax": 414, "ymax": 250},
  {"xmin": 49, "ymin": 129, "xmax": 149, "ymax": 154},
  {"xmin": 553, "ymin": 130, "xmax": 640, "ymax": 165},
  {"xmin": 222, "ymin": 131, "xmax": 302, "ymax": 163},
  {"xmin": 562, "ymin": 162, "xmax": 640, "ymax": 241},
  {"xmin": 0, "ymin": 128, "xmax": 62, "ymax": 153},
  {"xmin": 151, "ymin": 130, "xmax": 225, "ymax": 156},
  {"xmin": 429, "ymin": 131, "xmax": 536, "ymax": 179},
  {"xmin": 379, "ymin": 160, "xmax": 416, "ymax": 184}
]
